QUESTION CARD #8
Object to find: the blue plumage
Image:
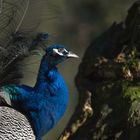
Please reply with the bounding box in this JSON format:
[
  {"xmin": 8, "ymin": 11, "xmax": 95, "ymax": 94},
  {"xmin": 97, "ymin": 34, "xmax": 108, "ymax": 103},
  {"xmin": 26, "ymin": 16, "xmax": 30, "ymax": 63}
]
[{"xmin": 0, "ymin": 44, "xmax": 78, "ymax": 140}]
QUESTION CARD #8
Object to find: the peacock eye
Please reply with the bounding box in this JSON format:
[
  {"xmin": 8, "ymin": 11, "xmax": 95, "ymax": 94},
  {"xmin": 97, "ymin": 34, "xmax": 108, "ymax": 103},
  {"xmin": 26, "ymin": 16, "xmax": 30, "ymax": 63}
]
[{"xmin": 58, "ymin": 48, "xmax": 64, "ymax": 53}]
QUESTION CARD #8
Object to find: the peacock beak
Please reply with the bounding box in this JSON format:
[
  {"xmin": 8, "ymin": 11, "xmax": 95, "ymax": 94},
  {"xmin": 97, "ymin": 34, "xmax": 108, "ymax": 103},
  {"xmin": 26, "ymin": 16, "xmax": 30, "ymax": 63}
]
[{"xmin": 66, "ymin": 51, "xmax": 79, "ymax": 58}]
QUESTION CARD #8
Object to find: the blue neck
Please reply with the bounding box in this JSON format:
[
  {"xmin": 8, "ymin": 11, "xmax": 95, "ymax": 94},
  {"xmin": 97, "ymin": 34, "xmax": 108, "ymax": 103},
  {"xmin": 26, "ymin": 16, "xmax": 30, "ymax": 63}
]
[
  {"xmin": 30, "ymin": 55, "xmax": 69, "ymax": 139},
  {"xmin": 34, "ymin": 55, "xmax": 55, "ymax": 90}
]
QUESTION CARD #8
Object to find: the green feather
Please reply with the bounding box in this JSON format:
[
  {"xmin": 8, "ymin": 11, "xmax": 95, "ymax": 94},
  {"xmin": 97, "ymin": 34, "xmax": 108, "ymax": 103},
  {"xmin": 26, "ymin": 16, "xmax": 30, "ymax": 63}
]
[{"xmin": 0, "ymin": 85, "xmax": 19, "ymax": 105}]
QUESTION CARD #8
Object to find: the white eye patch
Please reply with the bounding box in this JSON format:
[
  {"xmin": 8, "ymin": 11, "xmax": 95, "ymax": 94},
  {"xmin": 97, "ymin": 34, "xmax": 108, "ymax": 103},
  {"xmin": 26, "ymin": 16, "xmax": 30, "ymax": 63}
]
[{"xmin": 53, "ymin": 48, "xmax": 68, "ymax": 56}]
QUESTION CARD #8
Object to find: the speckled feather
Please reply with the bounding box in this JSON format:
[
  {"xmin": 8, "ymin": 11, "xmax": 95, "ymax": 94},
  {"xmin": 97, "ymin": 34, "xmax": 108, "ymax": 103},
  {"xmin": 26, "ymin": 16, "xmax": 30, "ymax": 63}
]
[{"xmin": 0, "ymin": 106, "xmax": 35, "ymax": 140}]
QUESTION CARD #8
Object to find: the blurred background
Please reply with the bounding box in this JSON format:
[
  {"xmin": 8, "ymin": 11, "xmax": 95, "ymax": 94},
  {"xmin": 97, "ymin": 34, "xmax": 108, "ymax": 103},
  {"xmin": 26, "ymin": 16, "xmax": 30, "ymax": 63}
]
[{"xmin": 20, "ymin": 0, "xmax": 134, "ymax": 139}]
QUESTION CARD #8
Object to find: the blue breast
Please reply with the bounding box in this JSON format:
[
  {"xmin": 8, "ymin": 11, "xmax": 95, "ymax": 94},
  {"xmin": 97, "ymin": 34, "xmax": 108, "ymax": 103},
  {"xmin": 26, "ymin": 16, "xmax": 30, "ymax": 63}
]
[
  {"xmin": 29, "ymin": 71, "xmax": 69, "ymax": 138},
  {"xmin": 4, "ymin": 68, "xmax": 69, "ymax": 139}
]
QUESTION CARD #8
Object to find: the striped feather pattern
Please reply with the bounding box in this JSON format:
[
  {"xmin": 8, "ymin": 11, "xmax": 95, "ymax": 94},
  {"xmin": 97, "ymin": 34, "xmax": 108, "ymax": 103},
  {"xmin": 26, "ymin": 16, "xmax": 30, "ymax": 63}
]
[{"xmin": 0, "ymin": 106, "xmax": 35, "ymax": 140}]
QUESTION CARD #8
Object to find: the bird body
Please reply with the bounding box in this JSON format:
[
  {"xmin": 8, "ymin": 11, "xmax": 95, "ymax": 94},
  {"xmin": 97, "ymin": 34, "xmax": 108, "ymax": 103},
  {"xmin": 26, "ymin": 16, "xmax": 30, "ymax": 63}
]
[
  {"xmin": 0, "ymin": 45, "xmax": 78, "ymax": 140},
  {"xmin": 0, "ymin": 1, "xmax": 78, "ymax": 139}
]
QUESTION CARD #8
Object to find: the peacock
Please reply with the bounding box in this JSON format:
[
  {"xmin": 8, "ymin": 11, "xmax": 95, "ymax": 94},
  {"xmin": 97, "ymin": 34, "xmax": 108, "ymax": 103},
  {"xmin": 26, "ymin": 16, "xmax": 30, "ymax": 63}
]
[{"xmin": 0, "ymin": 0, "xmax": 79, "ymax": 140}]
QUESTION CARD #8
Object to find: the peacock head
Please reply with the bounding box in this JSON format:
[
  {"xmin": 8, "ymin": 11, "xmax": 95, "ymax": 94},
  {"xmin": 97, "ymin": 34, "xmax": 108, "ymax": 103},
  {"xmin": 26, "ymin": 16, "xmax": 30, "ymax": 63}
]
[{"xmin": 45, "ymin": 44, "xmax": 79, "ymax": 66}]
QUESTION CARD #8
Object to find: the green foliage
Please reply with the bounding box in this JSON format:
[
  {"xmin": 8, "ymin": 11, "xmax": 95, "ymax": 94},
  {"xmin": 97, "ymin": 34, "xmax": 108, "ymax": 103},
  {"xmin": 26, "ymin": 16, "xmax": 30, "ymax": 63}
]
[{"xmin": 123, "ymin": 86, "xmax": 140, "ymax": 103}]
